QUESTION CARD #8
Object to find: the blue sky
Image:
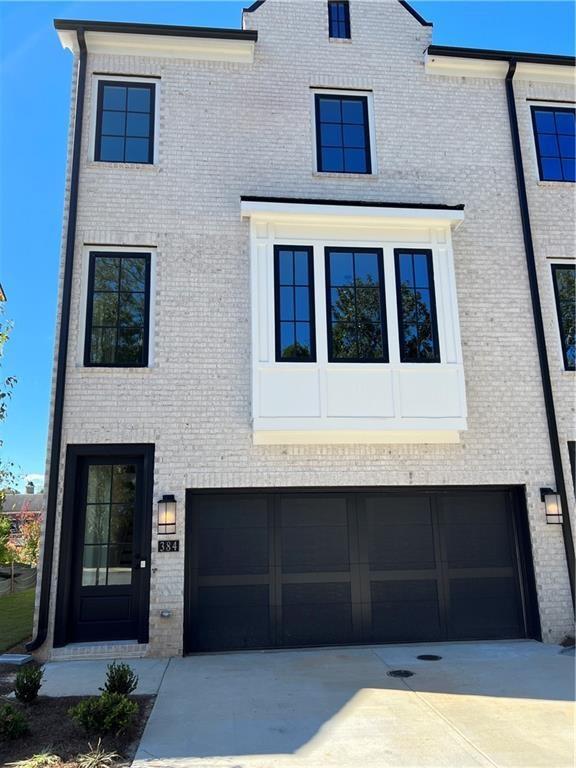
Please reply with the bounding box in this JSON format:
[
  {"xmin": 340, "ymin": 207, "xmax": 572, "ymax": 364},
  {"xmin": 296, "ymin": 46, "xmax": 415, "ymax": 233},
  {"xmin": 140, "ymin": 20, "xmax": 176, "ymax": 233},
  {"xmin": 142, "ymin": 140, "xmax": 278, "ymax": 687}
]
[{"xmin": 0, "ymin": 1, "xmax": 574, "ymax": 491}]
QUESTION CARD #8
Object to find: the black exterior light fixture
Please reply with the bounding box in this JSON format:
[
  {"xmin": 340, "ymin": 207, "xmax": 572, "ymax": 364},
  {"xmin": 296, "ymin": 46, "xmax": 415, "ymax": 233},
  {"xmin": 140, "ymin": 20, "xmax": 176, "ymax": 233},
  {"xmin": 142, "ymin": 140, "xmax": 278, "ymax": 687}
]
[
  {"xmin": 540, "ymin": 487, "xmax": 562, "ymax": 525},
  {"xmin": 158, "ymin": 494, "xmax": 177, "ymax": 534}
]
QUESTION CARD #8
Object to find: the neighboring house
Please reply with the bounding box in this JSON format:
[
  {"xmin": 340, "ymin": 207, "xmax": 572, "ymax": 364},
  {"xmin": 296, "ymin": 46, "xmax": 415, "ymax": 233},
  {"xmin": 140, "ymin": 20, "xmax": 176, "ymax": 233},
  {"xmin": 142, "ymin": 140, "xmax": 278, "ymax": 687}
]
[
  {"xmin": 3, "ymin": 484, "xmax": 43, "ymax": 544},
  {"xmin": 30, "ymin": 1, "xmax": 574, "ymax": 660}
]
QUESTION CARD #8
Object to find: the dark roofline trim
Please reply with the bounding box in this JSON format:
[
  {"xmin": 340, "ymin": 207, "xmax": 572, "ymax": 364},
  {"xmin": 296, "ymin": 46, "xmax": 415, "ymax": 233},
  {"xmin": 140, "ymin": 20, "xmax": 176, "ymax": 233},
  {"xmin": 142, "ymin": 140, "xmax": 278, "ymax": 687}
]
[
  {"xmin": 54, "ymin": 19, "xmax": 258, "ymax": 42},
  {"xmin": 241, "ymin": 196, "xmax": 464, "ymax": 211},
  {"xmin": 428, "ymin": 44, "xmax": 575, "ymax": 67},
  {"xmin": 243, "ymin": 0, "xmax": 433, "ymax": 26},
  {"xmin": 398, "ymin": 1, "xmax": 433, "ymax": 27}
]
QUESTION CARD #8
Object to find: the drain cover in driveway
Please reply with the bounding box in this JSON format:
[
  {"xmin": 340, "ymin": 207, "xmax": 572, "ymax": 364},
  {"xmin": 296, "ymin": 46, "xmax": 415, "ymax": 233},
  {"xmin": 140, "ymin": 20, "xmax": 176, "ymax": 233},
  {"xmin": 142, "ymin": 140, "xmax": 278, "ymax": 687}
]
[
  {"xmin": 388, "ymin": 669, "xmax": 414, "ymax": 678},
  {"xmin": 417, "ymin": 654, "xmax": 442, "ymax": 661}
]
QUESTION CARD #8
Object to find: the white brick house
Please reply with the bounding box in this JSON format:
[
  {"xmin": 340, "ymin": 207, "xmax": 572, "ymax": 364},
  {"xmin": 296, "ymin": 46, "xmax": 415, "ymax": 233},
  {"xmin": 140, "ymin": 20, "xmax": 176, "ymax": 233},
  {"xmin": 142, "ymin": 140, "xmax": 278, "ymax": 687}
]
[{"xmin": 30, "ymin": 0, "xmax": 575, "ymax": 660}]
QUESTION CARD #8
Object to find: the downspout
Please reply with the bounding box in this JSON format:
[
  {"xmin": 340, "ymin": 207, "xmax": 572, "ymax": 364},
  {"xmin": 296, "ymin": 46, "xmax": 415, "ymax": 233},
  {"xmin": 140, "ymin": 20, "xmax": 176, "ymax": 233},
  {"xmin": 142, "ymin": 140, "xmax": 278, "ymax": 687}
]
[
  {"xmin": 505, "ymin": 60, "xmax": 575, "ymax": 609},
  {"xmin": 27, "ymin": 28, "xmax": 87, "ymax": 651}
]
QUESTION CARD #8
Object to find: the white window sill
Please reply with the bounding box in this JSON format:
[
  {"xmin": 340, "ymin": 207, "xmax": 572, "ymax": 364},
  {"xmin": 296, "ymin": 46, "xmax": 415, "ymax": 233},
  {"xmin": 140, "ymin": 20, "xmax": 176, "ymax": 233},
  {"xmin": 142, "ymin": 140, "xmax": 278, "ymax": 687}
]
[
  {"xmin": 536, "ymin": 180, "xmax": 575, "ymax": 187},
  {"xmin": 85, "ymin": 161, "xmax": 160, "ymax": 172},
  {"xmin": 313, "ymin": 171, "xmax": 379, "ymax": 180},
  {"xmin": 77, "ymin": 365, "xmax": 155, "ymax": 372},
  {"xmin": 329, "ymin": 38, "xmax": 352, "ymax": 44}
]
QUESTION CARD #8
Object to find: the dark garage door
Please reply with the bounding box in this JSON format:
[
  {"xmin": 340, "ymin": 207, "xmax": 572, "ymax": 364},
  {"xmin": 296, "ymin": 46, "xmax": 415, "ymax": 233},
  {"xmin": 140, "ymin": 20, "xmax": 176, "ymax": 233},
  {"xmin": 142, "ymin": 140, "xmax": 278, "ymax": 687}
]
[{"xmin": 184, "ymin": 488, "xmax": 538, "ymax": 652}]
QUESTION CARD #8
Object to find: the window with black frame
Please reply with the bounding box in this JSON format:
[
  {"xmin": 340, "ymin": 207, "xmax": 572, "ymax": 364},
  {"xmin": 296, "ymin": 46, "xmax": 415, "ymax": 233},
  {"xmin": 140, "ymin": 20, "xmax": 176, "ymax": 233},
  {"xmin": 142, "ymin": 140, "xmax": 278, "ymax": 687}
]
[
  {"xmin": 315, "ymin": 93, "xmax": 371, "ymax": 174},
  {"xmin": 531, "ymin": 107, "xmax": 575, "ymax": 182},
  {"xmin": 552, "ymin": 264, "xmax": 575, "ymax": 370},
  {"xmin": 328, "ymin": 1, "xmax": 351, "ymax": 38},
  {"xmin": 95, "ymin": 81, "xmax": 155, "ymax": 164},
  {"xmin": 85, "ymin": 252, "xmax": 151, "ymax": 367},
  {"xmin": 325, "ymin": 248, "xmax": 387, "ymax": 362},
  {"xmin": 274, "ymin": 246, "xmax": 316, "ymax": 362},
  {"xmin": 395, "ymin": 250, "xmax": 440, "ymax": 363}
]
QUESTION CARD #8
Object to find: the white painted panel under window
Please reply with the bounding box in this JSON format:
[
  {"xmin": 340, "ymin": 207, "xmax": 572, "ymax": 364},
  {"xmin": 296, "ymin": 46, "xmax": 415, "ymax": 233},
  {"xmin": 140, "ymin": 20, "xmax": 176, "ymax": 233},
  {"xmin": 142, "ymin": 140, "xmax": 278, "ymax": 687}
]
[
  {"xmin": 398, "ymin": 368, "xmax": 462, "ymax": 418},
  {"xmin": 326, "ymin": 369, "xmax": 394, "ymax": 417},
  {"xmin": 259, "ymin": 368, "xmax": 321, "ymax": 418}
]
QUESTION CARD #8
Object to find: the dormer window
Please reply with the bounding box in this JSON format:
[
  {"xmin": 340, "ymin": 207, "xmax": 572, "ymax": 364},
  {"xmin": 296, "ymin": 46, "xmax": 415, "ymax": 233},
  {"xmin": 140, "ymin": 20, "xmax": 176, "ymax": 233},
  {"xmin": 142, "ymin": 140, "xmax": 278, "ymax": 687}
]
[{"xmin": 328, "ymin": 1, "xmax": 351, "ymax": 39}]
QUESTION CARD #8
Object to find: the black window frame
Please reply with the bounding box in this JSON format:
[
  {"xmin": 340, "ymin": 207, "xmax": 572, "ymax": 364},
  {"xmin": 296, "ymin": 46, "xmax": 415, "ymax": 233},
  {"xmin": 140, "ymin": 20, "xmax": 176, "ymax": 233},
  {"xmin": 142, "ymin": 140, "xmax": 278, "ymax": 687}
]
[
  {"xmin": 551, "ymin": 263, "xmax": 576, "ymax": 371},
  {"xmin": 530, "ymin": 105, "xmax": 575, "ymax": 183},
  {"xmin": 95, "ymin": 80, "xmax": 156, "ymax": 165},
  {"xmin": 315, "ymin": 93, "xmax": 372, "ymax": 175},
  {"xmin": 394, "ymin": 249, "xmax": 441, "ymax": 364},
  {"xmin": 274, "ymin": 245, "xmax": 317, "ymax": 363},
  {"xmin": 84, "ymin": 251, "xmax": 152, "ymax": 368},
  {"xmin": 325, "ymin": 247, "xmax": 388, "ymax": 364},
  {"xmin": 328, "ymin": 1, "xmax": 351, "ymax": 39}
]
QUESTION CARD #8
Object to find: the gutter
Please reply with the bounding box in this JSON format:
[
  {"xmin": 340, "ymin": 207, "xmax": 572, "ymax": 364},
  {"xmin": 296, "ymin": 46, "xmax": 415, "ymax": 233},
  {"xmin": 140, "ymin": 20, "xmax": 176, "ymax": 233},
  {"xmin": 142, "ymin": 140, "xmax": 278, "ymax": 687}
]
[
  {"xmin": 428, "ymin": 44, "xmax": 575, "ymax": 67},
  {"xmin": 504, "ymin": 60, "xmax": 575, "ymax": 608},
  {"xmin": 27, "ymin": 28, "xmax": 87, "ymax": 652},
  {"xmin": 54, "ymin": 18, "xmax": 258, "ymax": 42}
]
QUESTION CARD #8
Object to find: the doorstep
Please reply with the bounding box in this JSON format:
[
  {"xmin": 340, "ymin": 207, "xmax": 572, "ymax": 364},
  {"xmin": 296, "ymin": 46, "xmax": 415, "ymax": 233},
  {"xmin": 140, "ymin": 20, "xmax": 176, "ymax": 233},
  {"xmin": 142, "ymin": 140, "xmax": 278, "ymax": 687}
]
[{"xmin": 50, "ymin": 640, "xmax": 149, "ymax": 661}]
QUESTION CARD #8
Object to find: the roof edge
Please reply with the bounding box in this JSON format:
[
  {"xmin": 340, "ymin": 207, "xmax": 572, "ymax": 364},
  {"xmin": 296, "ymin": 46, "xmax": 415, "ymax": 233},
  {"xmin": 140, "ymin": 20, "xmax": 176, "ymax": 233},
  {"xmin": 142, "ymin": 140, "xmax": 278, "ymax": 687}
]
[
  {"xmin": 240, "ymin": 196, "xmax": 464, "ymax": 211},
  {"xmin": 428, "ymin": 44, "xmax": 575, "ymax": 67},
  {"xmin": 53, "ymin": 19, "xmax": 258, "ymax": 42},
  {"xmin": 398, "ymin": 1, "xmax": 433, "ymax": 27}
]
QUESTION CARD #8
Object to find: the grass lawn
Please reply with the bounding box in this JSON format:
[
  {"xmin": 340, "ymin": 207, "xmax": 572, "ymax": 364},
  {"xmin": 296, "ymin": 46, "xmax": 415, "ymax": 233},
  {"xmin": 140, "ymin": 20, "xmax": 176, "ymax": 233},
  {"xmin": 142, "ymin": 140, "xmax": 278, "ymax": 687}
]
[{"xmin": 0, "ymin": 587, "xmax": 35, "ymax": 652}]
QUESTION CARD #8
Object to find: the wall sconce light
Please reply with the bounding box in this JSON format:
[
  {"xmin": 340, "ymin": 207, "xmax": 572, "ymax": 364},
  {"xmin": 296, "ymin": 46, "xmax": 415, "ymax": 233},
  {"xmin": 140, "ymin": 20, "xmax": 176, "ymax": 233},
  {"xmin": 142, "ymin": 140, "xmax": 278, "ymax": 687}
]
[
  {"xmin": 158, "ymin": 494, "xmax": 177, "ymax": 534},
  {"xmin": 540, "ymin": 487, "xmax": 562, "ymax": 525}
]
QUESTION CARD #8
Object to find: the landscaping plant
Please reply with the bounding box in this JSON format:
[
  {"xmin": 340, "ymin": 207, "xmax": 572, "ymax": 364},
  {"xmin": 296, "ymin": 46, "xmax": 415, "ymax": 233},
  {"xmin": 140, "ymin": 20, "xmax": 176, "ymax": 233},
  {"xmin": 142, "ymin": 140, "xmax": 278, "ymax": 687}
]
[
  {"xmin": 100, "ymin": 661, "xmax": 138, "ymax": 696},
  {"xmin": 76, "ymin": 739, "xmax": 119, "ymax": 768},
  {"xmin": 14, "ymin": 664, "xmax": 44, "ymax": 703},
  {"xmin": 8, "ymin": 750, "xmax": 62, "ymax": 767},
  {"xmin": 69, "ymin": 693, "xmax": 138, "ymax": 737},
  {"xmin": 0, "ymin": 703, "xmax": 29, "ymax": 740}
]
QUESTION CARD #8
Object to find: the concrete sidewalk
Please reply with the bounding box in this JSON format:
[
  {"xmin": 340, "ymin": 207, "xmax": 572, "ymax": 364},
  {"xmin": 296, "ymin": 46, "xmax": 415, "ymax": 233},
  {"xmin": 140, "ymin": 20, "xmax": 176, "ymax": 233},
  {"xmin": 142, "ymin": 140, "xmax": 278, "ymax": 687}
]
[
  {"xmin": 40, "ymin": 657, "xmax": 168, "ymax": 696},
  {"xmin": 132, "ymin": 641, "xmax": 574, "ymax": 768}
]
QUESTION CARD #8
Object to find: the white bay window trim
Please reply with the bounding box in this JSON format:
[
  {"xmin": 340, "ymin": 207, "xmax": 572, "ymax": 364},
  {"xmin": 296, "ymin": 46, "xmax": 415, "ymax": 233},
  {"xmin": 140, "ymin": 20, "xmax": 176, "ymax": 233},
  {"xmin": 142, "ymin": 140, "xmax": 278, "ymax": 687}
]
[{"xmin": 241, "ymin": 199, "xmax": 467, "ymax": 445}]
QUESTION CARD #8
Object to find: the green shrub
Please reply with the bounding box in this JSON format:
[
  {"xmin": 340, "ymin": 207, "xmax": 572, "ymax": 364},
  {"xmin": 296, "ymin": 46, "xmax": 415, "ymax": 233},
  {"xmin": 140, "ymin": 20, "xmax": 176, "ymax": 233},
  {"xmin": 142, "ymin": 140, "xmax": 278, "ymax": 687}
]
[
  {"xmin": 69, "ymin": 693, "xmax": 138, "ymax": 737},
  {"xmin": 14, "ymin": 664, "xmax": 44, "ymax": 703},
  {"xmin": 100, "ymin": 661, "xmax": 138, "ymax": 696},
  {"xmin": 0, "ymin": 703, "xmax": 29, "ymax": 740}
]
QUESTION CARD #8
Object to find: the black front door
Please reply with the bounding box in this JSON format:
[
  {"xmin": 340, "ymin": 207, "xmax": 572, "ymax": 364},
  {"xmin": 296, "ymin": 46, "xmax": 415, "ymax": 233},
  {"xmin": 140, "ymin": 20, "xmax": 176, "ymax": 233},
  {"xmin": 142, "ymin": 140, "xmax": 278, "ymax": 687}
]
[{"xmin": 58, "ymin": 447, "xmax": 153, "ymax": 645}]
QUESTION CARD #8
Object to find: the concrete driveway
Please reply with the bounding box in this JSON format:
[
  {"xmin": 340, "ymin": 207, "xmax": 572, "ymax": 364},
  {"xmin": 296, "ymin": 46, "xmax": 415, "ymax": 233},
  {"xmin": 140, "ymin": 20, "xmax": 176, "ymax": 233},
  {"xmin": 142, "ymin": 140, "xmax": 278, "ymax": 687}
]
[{"xmin": 133, "ymin": 641, "xmax": 574, "ymax": 768}]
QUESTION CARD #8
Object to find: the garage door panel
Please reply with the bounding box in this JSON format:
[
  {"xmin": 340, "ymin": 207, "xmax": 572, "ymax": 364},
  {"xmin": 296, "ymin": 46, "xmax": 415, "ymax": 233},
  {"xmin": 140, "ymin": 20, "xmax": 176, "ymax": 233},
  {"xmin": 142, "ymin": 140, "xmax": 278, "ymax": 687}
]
[
  {"xmin": 195, "ymin": 585, "xmax": 270, "ymax": 651},
  {"xmin": 196, "ymin": 495, "xmax": 269, "ymax": 528},
  {"xmin": 279, "ymin": 496, "xmax": 348, "ymax": 527},
  {"xmin": 281, "ymin": 583, "xmax": 354, "ymax": 646},
  {"xmin": 199, "ymin": 528, "xmax": 269, "ymax": 575},
  {"xmin": 281, "ymin": 526, "xmax": 350, "ymax": 573},
  {"xmin": 448, "ymin": 577, "xmax": 523, "ymax": 639},
  {"xmin": 370, "ymin": 580, "xmax": 442, "ymax": 642}
]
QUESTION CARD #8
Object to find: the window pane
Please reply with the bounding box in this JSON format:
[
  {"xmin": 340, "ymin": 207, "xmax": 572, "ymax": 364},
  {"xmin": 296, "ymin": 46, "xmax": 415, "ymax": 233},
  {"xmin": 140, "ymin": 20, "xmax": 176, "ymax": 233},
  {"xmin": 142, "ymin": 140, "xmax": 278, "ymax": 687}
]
[
  {"xmin": 109, "ymin": 505, "xmax": 134, "ymax": 545},
  {"xmin": 294, "ymin": 251, "xmax": 309, "ymax": 284},
  {"xmin": 82, "ymin": 545, "xmax": 108, "ymax": 586},
  {"xmin": 562, "ymin": 157, "xmax": 576, "ymax": 182},
  {"xmin": 295, "ymin": 287, "xmax": 310, "ymax": 321},
  {"xmin": 322, "ymin": 147, "xmax": 344, "ymax": 172},
  {"xmin": 331, "ymin": 286, "xmax": 353, "ymax": 321},
  {"xmin": 344, "ymin": 148, "xmax": 367, "ymax": 173},
  {"xmin": 118, "ymin": 292, "xmax": 145, "ymax": 326},
  {"xmin": 94, "ymin": 258, "xmax": 120, "ymax": 291},
  {"xmin": 553, "ymin": 267, "xmax": 576, "ymax": 370},
  {"xmin": 399, "ymin": 254, "xmax": 414, "ymax": 287},
  {"xmin": 357, "ymin": 323, "xmax": 384, "ymax": 360},
  {"xmin": 101, "ymin": 110, "xmax": 125, "ymax": 136},
  {"xmin": 319, "ymin": 98, "xmax": 342, "ymax": 122},
  {"xmin": 534, "ymin": 110, "xmax": 555, "ymax": 132},
  {"xmin": 127, "ymin": 87, "xmax": 151, "ymax": 112},
  {"xmin": 126, "ymin": 112, "xmax": 150, "ymax": 138},
  {"xmin": 321, "ymin": 124, "xmax": 343, "ymax": 147},
  {"xmin": 103, "ymin": 85, "xmax": 126, "ymax": 110},
  {"xmin": 280, "ymin": 322, "xmax": 295, "ymax": 357},
  {"xmin": 125, "ymin": 137, "xmax": 149, "ymax": 163},
  {"xmin": 332, "ymin": 323, "xmax": 357, "ymax": 358},
  {"xmin": 356, "ymin": 287, "xmax": 381, "ymax": 322},
  {"xmin": 87, "ymin": 464, "xmax": 112, "ymax": 503},
  {"xmin": 100, "ymin": 136, "xmax": 125, "ymax": 162},
  {"xmin": 396, "ymin": 251, "xmax": 439, "ymax": 363},
  {"xmin": 354, "ymin": 252, "xmax": 378, "ymax": 283},
  {"xmin": 341, "ymin": 100, "xmax": 365, "ymax": 124},
  {"xmin": 280, "ymin": 287, "xmax": 294, "ymax": 320},
  {"xmin": 90, "ymin": 327, "xmax": 116, "ymax": 364},
  {"xmin": 555, "ymin": 112, "xmax": 575, "ymax": 135},
  {"xmin": 558, "ymin": 135, "xmax": 576, "ymax": 158},
  {"xmin": 107, "ymin": 544, "xmax": 132, "ymax": 585},
  {"xmin": 120, "ymin": 258, "xmax": 147, "ymax": 292},
  {"xmin": 92, "ymin": 292, "xmax": 118, "ymax": 326},
  {"xmin": 278, "ymin": 251, "xmax": 293, "ymax": 284},
  {"xmin": 111, "ymin": 464, "xmax": 136, "ymax": 503},
  {"xmin": 538, "ymin": 134, "xmax": 559, "ymax": 157},
  {"xmin": 342, "ymin": 124, "xmax": 365, "ymax": 148},
  {"xmin": 541, "ymin": 157, "xmax": 563, "ymax": 181},
  {"xmin": 295, "ymin": 323, "xmax": 311, "ymax": 355},
  {"xmin": 330, "ymin": 252, "xmax": 354, "ymax": 285},
  {"xmin": 116, "ymin": 328, "xmax": 144, "ymax": 363},
  {"xmin": 84, "ymin": 505, "xmax": 110, "ymax": 544}
]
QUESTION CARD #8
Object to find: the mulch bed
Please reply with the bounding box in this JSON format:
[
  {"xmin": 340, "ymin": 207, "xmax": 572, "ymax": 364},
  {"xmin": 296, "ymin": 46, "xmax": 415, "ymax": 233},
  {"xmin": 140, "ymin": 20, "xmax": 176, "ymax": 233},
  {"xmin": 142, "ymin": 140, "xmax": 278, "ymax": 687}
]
[{"xmin": 0, "ymin": 694, "xmax": 155, "ymax": 767}]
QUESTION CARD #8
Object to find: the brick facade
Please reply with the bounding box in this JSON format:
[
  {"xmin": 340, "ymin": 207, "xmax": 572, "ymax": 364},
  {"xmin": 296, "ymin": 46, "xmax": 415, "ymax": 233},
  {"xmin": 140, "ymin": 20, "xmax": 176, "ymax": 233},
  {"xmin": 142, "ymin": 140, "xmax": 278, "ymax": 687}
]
[{"xmin": 36, "ymin": 0, "xmax": 574, "ymax": 659}]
